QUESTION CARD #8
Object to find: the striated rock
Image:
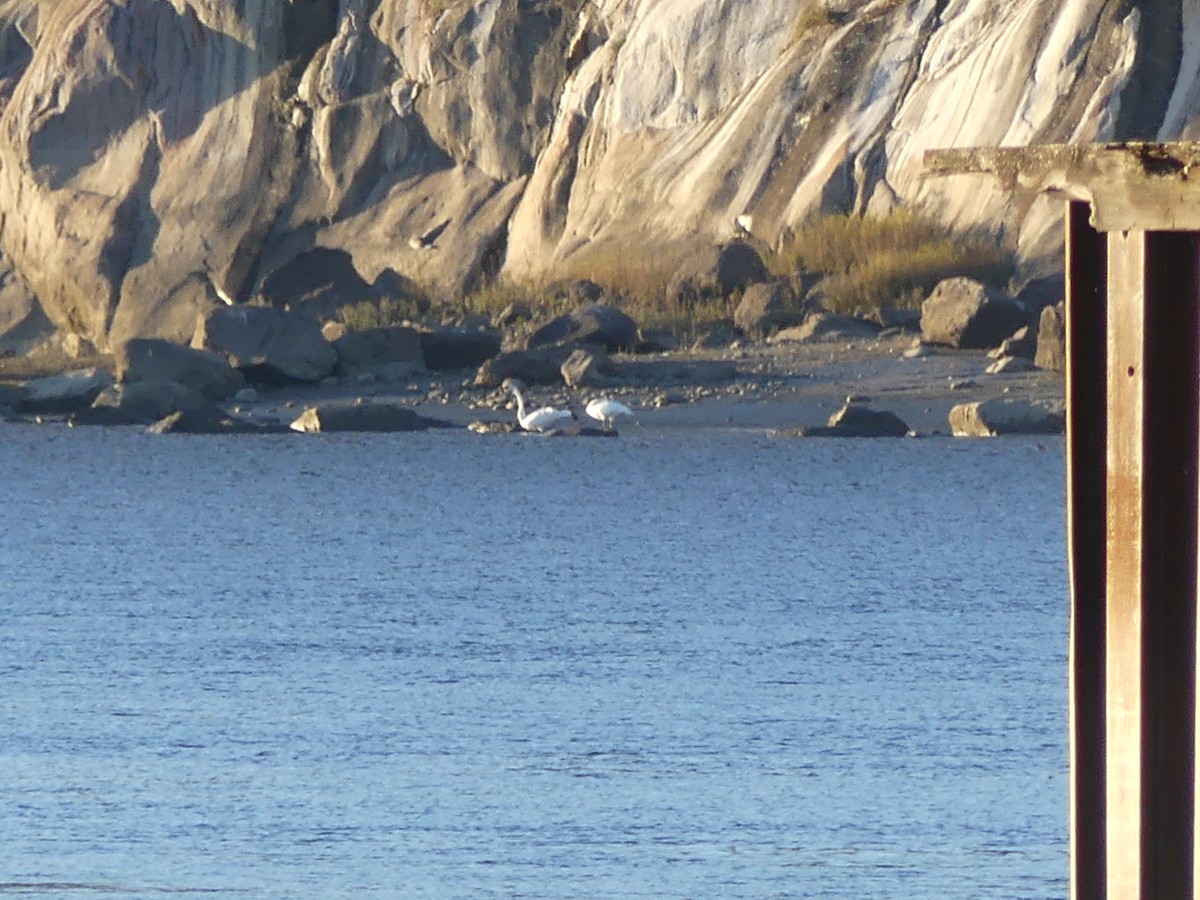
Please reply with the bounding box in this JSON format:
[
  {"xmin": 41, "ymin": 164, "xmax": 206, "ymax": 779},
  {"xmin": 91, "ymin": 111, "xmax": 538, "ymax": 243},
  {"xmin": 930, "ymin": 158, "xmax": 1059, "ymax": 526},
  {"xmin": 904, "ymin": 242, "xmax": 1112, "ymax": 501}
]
[
  {"xmin": 193, "ymin": 306, "xmax": 337, "ymax": 384},
  {"xmin": 0, "ymin": 0, "xmax": 1194, "ymax": 356},
  {"xmin": 949, "ymin": 398, "xmax": 1065, "ymax": 436},
  {"xmin": 289, "ymin": 402, "xmax": 454, "ymax": 433},
  {"xmin": 16, "ymin": 368, "xmax": 114, "ymax": 414},
  {"xmin": 1035, "ymin": 303, "xmax": 1066, "ymax": 373},
  {"xmin": 115, "ymin": 337, "xmax": 243, "ymax": 400},
  {"xmin": 527, "ymin": 304, "xmax": 638, "ymax": 353},
  {"xmin": 920, "ymin": 278, "xmax": 1029, "ymax": 349}
]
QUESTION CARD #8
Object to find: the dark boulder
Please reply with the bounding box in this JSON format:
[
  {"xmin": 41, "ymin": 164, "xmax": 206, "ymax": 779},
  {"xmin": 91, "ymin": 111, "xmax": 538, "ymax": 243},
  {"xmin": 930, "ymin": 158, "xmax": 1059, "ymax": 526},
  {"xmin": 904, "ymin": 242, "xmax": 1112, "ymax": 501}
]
[
  {"xmin": 526, "ymin": 304, "xmax": 638, "ymax": 353},
  {"xmin": 192, "ymin": 305, "xmax": 337, "ymax": 384},
  {"xmin": 419, "ymin": 327, "xmax": 502, "ymax": 371},
  {"xmin": 331, "ymin": 325, "xmax": 425, "ymax": 377},
  {"xmin": 734, "ymin": 280, "xmax": 805, "ymax": 336},
  {"xmin": 476, "ymin": 344, "xmax": 588, "ymax": 387},
  {"xmin": 289, "ymin": 402, "xmax": 456, "ymax": 433},
  {"xmin": 791, "ymin": 402, "xmax": 910, "ymax": 437},
  {"xmin": 666, "ymin": 241, "xmax": 769, "ymax": 308},
  {"xmin": 116, "ymin": 337, "xmax": 244, "ymax": 400}
]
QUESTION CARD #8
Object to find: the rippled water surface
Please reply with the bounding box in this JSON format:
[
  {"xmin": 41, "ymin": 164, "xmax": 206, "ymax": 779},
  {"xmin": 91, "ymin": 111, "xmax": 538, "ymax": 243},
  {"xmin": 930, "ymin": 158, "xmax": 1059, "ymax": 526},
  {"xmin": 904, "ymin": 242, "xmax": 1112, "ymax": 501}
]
[{"xmin": 0, "ymin": 424, "xmax": 1068, "ymax": 898}]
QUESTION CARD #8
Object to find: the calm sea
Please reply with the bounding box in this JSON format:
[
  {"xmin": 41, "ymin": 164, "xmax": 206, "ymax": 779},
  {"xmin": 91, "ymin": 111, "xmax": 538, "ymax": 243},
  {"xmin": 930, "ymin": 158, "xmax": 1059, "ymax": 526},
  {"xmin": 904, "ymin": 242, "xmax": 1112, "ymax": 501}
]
[{"xmin": 0, "ymin": 423, "xmax": 1068, "ymax": 898}]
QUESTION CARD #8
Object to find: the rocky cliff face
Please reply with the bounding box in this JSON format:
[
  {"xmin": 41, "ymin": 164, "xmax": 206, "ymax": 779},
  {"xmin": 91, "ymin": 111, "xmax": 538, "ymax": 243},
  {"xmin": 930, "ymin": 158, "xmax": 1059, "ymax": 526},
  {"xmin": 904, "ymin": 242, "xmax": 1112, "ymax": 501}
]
[{"xmin": 0, "ymin": 0, "xmax": 1192, "ymax": 352}]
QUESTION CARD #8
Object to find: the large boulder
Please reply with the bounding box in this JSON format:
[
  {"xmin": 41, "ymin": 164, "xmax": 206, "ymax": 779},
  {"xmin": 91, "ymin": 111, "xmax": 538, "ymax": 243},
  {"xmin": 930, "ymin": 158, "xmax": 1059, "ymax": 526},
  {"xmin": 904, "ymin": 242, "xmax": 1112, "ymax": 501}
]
[
  {"xmin": 949, "ymin": 398, "xmax": 1065, "ymax": 436},
  {"xmin": 331, "ymin": 326, "xmax": 425, "ymax": 378},
  {"xmin": 75, "ymin": 380, "xmax": 219, "ymax": 426},
  {"xmin": 1035, "ymin": 303, "xmax": 1066, "ymax": 373},
  {"xmin": 475, "ymin": 344, "xmax": 587, "ymax": 387},
  {"xmin": 115, "ymin": 338, "xmax": 243, "ymax": 400},
  {"xmin": 792, "ymin": 402, "xmax": 910, "ymax": 437},
  {"xmin": 419, "ymin": 327, "xmax": 502, "ymax": 372},
  {"xmin": 16, "ymin": 368, "xmax": 114, "ymax": 414},
  {"xmin": 193, "ymin": 306, "xmax": 337, "ymax": 384},
  {"xmin": 561, "ymin": 347, "xmax": 617, "ymax": 388},
  {"xmin": 526, "ymin": 304, "xmax": 638, "ymax": 353},
  {"xmin": 920, "ymin": 278, "xmax": 1029, "ymax": 349},
  {"xmin": 665, "ymin": 242, "xmax": 769, "ymax": 309},
  {"xmin": 734, "ymin": 280, "xmax": 805, "ymax": 337},
  {"xmin": 289, "ymin": 403, "xmax": 454, "ymax": 433}
]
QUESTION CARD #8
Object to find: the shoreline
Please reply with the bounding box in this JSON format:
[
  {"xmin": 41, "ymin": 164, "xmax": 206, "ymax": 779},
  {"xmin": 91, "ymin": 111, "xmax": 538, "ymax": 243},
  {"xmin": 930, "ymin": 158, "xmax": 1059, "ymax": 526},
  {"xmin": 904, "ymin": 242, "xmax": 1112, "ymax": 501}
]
[
  {"xmin": 225, "ymin": 334, "xmax": 1066, "ymax": 436},
  {"xmin": 0, "ymin": 333, "xmax": 1066, "ymax": 436}
]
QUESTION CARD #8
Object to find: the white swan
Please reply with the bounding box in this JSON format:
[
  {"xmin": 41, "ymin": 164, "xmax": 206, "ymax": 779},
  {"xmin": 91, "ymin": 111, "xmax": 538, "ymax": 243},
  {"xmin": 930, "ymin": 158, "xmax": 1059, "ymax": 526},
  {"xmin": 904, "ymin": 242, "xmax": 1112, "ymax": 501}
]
[
  {"xmin": 585, "ymin": 397, "xmax": 633, "ymax": 431},
  {"xmin": 503, "ymin": 379, "xmax": 575, "ymax": 433}
]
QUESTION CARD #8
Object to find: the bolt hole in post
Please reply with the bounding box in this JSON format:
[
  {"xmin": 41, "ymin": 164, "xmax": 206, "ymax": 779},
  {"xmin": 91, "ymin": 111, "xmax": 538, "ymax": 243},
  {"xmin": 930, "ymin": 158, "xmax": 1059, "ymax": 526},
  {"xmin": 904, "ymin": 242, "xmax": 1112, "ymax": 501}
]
[{"xmin": 1127, "ymin": 366, "xmax": 1136, "ymax": 377}]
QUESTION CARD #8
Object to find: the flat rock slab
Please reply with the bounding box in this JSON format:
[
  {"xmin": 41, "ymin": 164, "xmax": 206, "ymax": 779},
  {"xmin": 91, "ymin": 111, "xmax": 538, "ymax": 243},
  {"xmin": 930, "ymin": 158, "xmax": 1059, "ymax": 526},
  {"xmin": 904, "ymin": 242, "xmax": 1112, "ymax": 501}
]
[{"xmin": 290, "ymin": 402, "xmax": 456, "ymax": 433}]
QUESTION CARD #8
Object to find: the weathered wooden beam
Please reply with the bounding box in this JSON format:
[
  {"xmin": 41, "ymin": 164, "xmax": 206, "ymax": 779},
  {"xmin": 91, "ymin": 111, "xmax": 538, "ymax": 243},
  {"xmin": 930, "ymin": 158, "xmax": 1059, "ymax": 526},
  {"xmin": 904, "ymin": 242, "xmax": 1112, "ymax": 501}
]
[
  {"xmin": 1065, "ymin": 200, "xmax": 1107, "ymax": 900},
  {"xmin": 927, "ymin": 143, "xmax": 1200, "ymax": 899},
  {"xmin": 924, "ymin": 142, "xmax": 1200, "ymax": 232}
]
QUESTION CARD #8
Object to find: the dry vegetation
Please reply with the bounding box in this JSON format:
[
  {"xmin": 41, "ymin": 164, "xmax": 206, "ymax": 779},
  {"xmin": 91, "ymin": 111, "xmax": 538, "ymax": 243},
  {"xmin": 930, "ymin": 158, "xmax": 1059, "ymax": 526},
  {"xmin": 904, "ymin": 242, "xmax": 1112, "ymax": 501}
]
[
  {"xmin": 766, "ymin": 211, "xmax": 1014, "ymax": 315},
  {"xmin": 336, "ymin": 210, "xmax": 1013, "ymax": 340}
]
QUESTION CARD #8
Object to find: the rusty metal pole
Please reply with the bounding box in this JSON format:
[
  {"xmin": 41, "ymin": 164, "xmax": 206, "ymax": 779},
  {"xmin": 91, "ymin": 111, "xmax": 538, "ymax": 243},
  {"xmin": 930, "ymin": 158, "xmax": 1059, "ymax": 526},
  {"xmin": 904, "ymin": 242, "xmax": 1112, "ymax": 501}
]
[{"xmin": 925, "ymin": 142, "xmax": 1200, "ymax": 899}]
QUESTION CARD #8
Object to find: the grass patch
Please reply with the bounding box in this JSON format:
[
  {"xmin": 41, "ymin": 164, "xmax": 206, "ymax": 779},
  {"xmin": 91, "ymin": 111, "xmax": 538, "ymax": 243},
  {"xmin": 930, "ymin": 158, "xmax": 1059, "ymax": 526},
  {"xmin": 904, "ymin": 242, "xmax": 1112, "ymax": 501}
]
[
  {"xmin": 767, "ymin": 211, "xmax": 1014, "ymax": 315},
  {"xmin": 338, "ymin": 296, "xmax": 428, "ymax": 330}
]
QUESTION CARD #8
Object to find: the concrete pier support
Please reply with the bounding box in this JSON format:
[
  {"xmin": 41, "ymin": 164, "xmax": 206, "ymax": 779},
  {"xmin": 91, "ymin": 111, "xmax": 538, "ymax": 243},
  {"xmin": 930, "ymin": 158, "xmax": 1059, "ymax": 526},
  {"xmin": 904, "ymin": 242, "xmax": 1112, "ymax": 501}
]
[{"xmin": 927, "ymin": 143, "xmax": 1200, "ymax": 899}]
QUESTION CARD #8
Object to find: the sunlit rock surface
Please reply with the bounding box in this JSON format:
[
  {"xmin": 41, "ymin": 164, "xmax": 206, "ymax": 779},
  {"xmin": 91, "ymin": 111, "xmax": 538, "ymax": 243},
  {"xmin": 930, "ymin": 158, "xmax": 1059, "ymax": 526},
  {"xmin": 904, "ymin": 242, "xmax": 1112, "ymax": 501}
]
[{"xmin": 0, "ymin": 0, "xmax": 1193, "ymax": 350}]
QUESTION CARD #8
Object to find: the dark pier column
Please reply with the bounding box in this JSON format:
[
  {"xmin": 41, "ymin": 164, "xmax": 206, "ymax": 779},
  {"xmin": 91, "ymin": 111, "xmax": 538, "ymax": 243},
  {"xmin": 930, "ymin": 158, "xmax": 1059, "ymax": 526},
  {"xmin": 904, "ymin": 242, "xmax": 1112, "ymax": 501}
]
[{"xmin": 926, "ymin": 142, "xmax": 1200, "ymax": 899}]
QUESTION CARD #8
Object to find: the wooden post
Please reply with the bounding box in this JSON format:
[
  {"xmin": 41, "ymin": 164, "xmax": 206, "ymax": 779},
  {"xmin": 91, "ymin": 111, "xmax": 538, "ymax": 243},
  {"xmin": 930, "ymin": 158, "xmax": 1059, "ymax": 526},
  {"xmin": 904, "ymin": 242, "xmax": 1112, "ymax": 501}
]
[{"xmin": 925, "ymin": 143, "xmax": 1200, "ymax": 898}]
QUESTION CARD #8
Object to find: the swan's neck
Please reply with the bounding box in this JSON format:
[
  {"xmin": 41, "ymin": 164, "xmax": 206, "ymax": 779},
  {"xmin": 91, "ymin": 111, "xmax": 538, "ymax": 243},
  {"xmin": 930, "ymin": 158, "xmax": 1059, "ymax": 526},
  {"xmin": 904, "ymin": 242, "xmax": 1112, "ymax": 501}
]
[{"xmin": 510, "ymin": 387, "xmax": 529, "ymax": 424}]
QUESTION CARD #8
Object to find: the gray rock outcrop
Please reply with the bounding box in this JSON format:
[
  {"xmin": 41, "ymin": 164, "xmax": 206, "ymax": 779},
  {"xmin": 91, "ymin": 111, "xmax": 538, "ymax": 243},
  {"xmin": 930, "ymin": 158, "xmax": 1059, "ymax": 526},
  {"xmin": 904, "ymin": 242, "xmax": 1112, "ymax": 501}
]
[
  {"xmin": 289, "ymin": 402, "xmax": 452, "ymax": 433},
  {"xmin": 734, "ymin": 281, "xmax": 805, "ymax": 337},
  {"xmin": 330, "ymin": 325, "xmax": 424, "ymax": 377},
  {"xmin": 193, "ymin": 306, "xmax": 337, "ymax": 384},
  {"xmin": 419, "ymin": 327, "xmax": 502, "ymax": 372},
  {"xmin": 770, "ymin": 313, "xmax": 881, "ymax": 344},
  {"xmin": 1035, "ymin": 304, "xmax": 1067, "ymax": 373},
  {"xmin": 16, "ymin": 368, "xmax": 115, "ymax": 414},
  {"xmin": 527, "ymin": 304, "xmax": 638, "ymax": 353},
  {"xmin": 116, "ymin": 338, "xmax": 244, "ymax": 400},
  {"xmin": 0, "ymin": 1, "xmax": 1193, "ymax": 353},
  {"xmin": 791, "ymin": 402, "xmax": 910, "ymax": 437},
  {"xmin": 949, "ymin": 399, "xmax": 1065, "ymax": 436},
  {"xmin": 920, "ymin": 278, "xmax": 1029, "ymax": 350}
]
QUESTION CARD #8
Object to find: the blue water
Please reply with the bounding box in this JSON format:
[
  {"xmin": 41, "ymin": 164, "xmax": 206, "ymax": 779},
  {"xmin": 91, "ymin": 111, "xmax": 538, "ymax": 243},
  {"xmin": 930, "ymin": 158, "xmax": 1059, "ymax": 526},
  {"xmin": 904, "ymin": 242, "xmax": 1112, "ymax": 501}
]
[{"xmin": 0, "ymin": 424, "xmax": 1068, "ymax": 898}]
